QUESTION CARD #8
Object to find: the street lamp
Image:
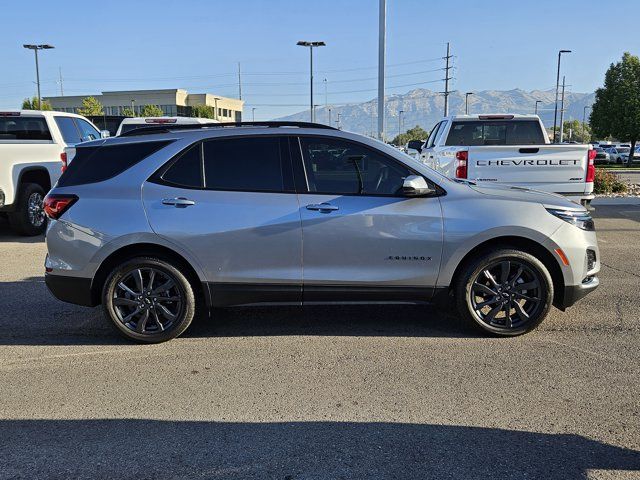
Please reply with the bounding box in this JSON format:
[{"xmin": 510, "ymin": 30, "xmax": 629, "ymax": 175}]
[
  {"xmin": 535, "ymin": 100, "xmax": 542, "ymax": 115},
  {"xmin": 297, "ymin": 41, "xmax": 325, "ymax": 122},
  {"xmin": 552, "ymin": 49, "xmax": 571, "ymax": 142},
  {"xmin": 23, "ymin": 44, "xmax": 54, "ymax": 110},
  {"xmin": 465, "ymin": 92, "xmax": 474, "ymax": 115}
]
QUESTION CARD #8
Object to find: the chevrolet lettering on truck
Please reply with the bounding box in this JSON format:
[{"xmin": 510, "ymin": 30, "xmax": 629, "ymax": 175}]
[{"xmin": 417, "ymin": 114, "xmax": 595, "ymax": 207}]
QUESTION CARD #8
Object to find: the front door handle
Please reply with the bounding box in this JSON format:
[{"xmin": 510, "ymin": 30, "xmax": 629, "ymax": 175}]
[
  {"xmin": 306, "ymin": 203, "xmax": 339, "ymax": 213},
  {"xmin": 162, "ymin": 197, "xmax": 196, "ymax": 208}
]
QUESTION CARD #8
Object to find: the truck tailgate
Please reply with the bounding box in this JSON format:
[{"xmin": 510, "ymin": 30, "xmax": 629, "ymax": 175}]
[{"xmin": 466, "ymin": 145, "xmax": 590, "ymax": 195}]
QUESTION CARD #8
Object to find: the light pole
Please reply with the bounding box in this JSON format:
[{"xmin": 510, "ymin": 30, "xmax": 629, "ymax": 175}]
[
  {"xmin": 130, "ymin": 99, "xmax": 135, "ymax": 116},
  {"xmin": 398, "ymin": 110, "xmax": 404, "ymax": 137},
  {"xmin": 23, "ymin": 44, "xmax": 54, "ymax": 110},
  {"xmin": 465, "ymin": 92, "xmax": 474, "ymax": 115},
  {"xmin": 553, "ymin": 49, "xmax": 571, "ymax": 143},
  {"xmin": 297, "ymin": 41, "xmax": 325, "ymax": 122},
  {"xmin": 535, "ymin": 100, "xmax": 542, "ymax": 115},
  {"xmin": 252, "ymin": 107, "xmax": 256, "ymax": 122},
  {"xmin": 328, "ymin": 107, "xmax": 332, "ymax": 127}
]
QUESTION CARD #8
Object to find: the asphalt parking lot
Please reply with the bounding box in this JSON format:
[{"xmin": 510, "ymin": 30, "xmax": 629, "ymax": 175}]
[{"xmin": 0, "ymin": 202, "xmax": 639, "ymax": 479}]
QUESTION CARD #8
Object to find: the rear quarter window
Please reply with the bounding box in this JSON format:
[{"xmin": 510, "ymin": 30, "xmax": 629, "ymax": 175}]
[{"xmin": 57, "ymin": 141, "xmax": 172, "ymax": 187}]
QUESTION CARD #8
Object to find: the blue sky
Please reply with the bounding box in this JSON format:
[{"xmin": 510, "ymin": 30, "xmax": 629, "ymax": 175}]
[{"xmin": 1, "ymin": 0, "xmax": 638, "ymax": 118}]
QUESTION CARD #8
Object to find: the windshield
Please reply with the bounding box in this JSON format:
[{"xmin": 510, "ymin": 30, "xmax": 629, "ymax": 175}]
[{"xmin": 445, "ymin": 120, "xmax": 545, "ymax": 146}]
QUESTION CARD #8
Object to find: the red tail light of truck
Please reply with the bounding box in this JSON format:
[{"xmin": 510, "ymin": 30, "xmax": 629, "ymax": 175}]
[
  {"xmin": 455, "ymin": 150, "xmax": 468, "ymax": 179},
  {"xmin": 586, "ymin": 149, "xmax": 596, "ymax": 183}
]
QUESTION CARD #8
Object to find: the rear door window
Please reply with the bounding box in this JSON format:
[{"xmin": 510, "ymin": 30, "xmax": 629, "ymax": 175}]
[
  {"xmin": 445, "ymin": 120, "xmax": 544, "ymax": 145},
  {"xmin": 0, "ymin": 116, "xmax": 52, "ymax": 141},
  {"xmin": 160, "ymin": 144, "xmax": 203, "ymax": 188},
  {"xmin": 58, "ymin": 141, "xmax": 171, "ymax": 187},
  {"xmin": 54, "ymin": 117, "xmax": 82, "ymax": 144},
  {"xmin": 202, "ymin": 137, "xmax": 288, "ymax": 192}
]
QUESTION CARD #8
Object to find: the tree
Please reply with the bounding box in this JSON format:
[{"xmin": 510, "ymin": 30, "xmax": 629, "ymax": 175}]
[
  {"xmin": 77, "ymin": 96, "xmax": 104, "ymax": 116},
  {"xmin": 190, "ymin": 104, "xmax": 216, "ymax": 119},
  {"xmin": 121, "ymin": 107, "xmax": 135, "ymax": 117},
  {"xmin": 557, "ymin": 119, "xmax": 592, "ymax": 143},
  {"xmin": 21, "ymin": 97, "xmax": 52, "ymax": 110},
  {"xmin": 391, "ymin": 125, "xmax": 429, "ymax": 146},
  {"xmin": 140, "ymin": 105, "xmax": 164, "ymax": 117},
  {"xmin": 590, "ymin": 52, "xmax": 640, "ymax": 155}
]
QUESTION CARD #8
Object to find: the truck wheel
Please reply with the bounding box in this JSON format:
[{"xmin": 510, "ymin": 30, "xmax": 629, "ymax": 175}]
[
  {"xmin": 455, "ymin": 249, "xmax": 554, "ymax": 336},
  {"xmin": 8, "ymin": 183, "xmax": 47, "ymax": 236}
]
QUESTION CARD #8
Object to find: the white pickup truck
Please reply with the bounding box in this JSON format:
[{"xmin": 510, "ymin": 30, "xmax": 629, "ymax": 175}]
[
  {"xmin": 0, "ymin": 110, "xmax": 106, "ymax": 235},
  {"xmin": 418, "ymin": 114, "xmax": 595, "ymax": 206}
]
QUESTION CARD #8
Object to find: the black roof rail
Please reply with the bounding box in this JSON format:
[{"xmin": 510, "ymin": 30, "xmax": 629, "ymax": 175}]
[{"xmin": 119, "ymin": 121, "xmax": 337, "ymax": 137}]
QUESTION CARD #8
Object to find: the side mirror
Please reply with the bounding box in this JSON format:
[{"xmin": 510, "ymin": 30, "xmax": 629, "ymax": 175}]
[
  {"xmin": 100, "ymin": 130, "xmax": 110, "ymax": 138},
  {"xmin": 402, "ymin": 175, "xmax": 434, "ymax": 197}
]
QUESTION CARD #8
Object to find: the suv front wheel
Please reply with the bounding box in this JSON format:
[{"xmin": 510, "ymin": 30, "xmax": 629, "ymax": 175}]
[
  {"xmin": 102, "ymin": 257, "xmax": 196, "ymax": 343},
  {"xmin": 455, "ymin": 249, "xmax": 554, "ymax": 336}
]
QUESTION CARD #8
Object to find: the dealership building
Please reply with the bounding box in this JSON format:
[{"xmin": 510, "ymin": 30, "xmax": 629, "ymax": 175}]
[{"xmin": 44, "ymin": 89, "xmax": 243, "ymax": 122}]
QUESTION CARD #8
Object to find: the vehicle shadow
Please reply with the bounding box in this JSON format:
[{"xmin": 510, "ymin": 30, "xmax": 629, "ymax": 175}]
[
  {"xmin": 1, "ymin": 419, "xmax": 638, "ymax": 479},
  {"xmin": 0, "ymin": 218, "xmax": 45, "ymax": 243},
  {"xmin": 0, "ymin": 277, "xmax": 476, "ymax": 346}
]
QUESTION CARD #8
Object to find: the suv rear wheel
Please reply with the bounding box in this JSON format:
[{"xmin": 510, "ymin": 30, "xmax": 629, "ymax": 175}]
[
  {"xmin": 8, "ymin": 183, "xmax": 47, "ymax": 236},
  {"xmin": 455, "ymin": 249, "xmax": 553, "ymax": 336},
  {"xmin": 102, "ymin": 257, "xmax": 196, "ymax": 343}
]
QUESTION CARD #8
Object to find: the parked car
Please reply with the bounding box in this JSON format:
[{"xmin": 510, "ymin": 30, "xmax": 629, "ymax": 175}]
[
  {"xmin": 621, "ymin": 147, "xmax": 640, "ymax": 164},
  {"xmin": 43, "ymin": 121, "xmax": 600, "ymax": 343},
  {"xmin": 115, "ymin": 116, "xmax": 218, "ymax": 136},
  {"xmin": 593, "ymin": 147, "xmax": 611, "ymax": 165},
  {"xmin": 418, "ymin": 114, "xmax": 595, "ymax": 207},
  {"xmin": 607, "ymin": 147, "xmax": 630, "ymax": 164},
  {"xmin": 0, "ymin": 110, "xmax": 107, "ymax": 235}
]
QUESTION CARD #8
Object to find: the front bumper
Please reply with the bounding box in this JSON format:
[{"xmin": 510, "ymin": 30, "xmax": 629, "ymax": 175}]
[
  {"xmin": 45, "ymin": 273, "xmax": 96, "ymax": 307},
  {"xmin": 559, "ymin": 275, "xmax": 599, "ymax": 309}
]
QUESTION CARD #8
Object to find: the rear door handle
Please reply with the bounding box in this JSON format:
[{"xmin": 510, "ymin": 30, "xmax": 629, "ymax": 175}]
[
  {"xmin": 162, "ymin": 197, "xmax": 196, "ymax": 208},
  {"xmin": 306, "ymin": 203, "xmax": 339, "ymax": 212}
]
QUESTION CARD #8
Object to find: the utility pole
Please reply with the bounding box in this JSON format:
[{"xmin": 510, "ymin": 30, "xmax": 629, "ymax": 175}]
[
  {"xmin": 238, "ymin": 62, "xmax": 242, "ymax": 100},
  {"xmin": 252, "ymin": 107, "xmax": 256, "ymax": 122},
  {"xmin": 553, "ymin": 49, "xmax": 571, "ymax": 142},
  {"xmin": 323, "ymin": 78, "xmax": 328, "ymax": 124},
  {"xmin": 559, "ymin": 76, "xmax": 566, "ymax": 142},
  {"xmin": 58, "ymin": 67, "xmax": 64, "ymax": 96},
  {"xmin": 328, "ymin": 107, "xmax": 332, "ymax": 127},
  {"xmin": 583, "ymin": 105, "xmax": 591, "ymax": 141},
  {"xmin": 535, "ymin": 100, "xmax": 542, "ymax": 115},
  {"xmin": 377, "ymin": 0, "xmax": 386, "ymax": 141},
  {"xmin": 442, "ymin": 42, "xmax": 453, "ymax": 117}
]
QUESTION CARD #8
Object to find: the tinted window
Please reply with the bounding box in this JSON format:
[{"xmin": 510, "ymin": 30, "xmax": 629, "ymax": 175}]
[
  {"xmin": 75, "ymin": 118, "xmax": 101, "ymax": 142},
  {"xmin": 300, "ymin": 137, "xmax": 412, "ymax": 195},
  {"xmin": 58, "ymin": 141, "xmax": 171, "ymax": 187},
  {"xmin": 54, "ymin": 117, "xmax": 82, "ymax": 144},
  {"xmin": 161, "ymin": 144, "xmax": 203, "ymax": 188},
  {"xmin": 445, "ymin": 120, "xmax": 545, "ymax": 146},
  {"xmin": 425, "ymin": 122, "xmax": 443, "ymax": 149},
  {"xmin": 203, "ymin": 137, "xmax": 284, "ymax": 192},
  {"xmin": 0, "ymin": 116, "xmax": 51, "ymax": 141}
]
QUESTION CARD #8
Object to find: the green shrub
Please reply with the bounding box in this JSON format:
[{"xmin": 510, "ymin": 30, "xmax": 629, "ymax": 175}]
[{"xmin": 594, "ymin": 168, "xmax": 628, "ymax": 194}]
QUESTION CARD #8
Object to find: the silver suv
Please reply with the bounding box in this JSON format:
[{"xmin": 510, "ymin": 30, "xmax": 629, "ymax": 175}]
[{"xmin": 43, "ymin": 122, "xmax": 600, "ymax": 343}]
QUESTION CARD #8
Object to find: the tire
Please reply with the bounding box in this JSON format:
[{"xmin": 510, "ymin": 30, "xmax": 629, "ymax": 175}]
[
  {"xmin": 8, "ymin": 183, "xmax": 47, "ymax": 236},
  {"xmin": 102, "ymin": 257, "xmax": 196, "ymax": 343},
  {"xmin": 454, "ymin": 248, "xmax": 554, "ymax": 336}
]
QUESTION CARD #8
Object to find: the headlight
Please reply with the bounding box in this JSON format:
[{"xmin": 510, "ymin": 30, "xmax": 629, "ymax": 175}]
[{"xmin": 546, "ymin": 208, "xmax": 595, "ymax": 231}]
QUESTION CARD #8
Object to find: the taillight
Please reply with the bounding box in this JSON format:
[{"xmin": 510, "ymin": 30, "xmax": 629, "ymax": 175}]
[
  {"xmin": 43, "ymin": 194, "xmax": 78, "ymax": 220},
  {"xmin": 455, "ymin": 150, "xmax": 468, "ymax": 179},
  {"xmin": 586, "ymin": 149, "xmax": 596, "ymax": 183},
  {"xmin": 60, "ymin": 152, "xmax": 68, "ymax": 173}
]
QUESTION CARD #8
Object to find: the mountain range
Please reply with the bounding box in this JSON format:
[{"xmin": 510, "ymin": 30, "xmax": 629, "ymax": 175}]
[{"xmin": 276, "ymin": 88, "xmax": 596, "ymax": 139}]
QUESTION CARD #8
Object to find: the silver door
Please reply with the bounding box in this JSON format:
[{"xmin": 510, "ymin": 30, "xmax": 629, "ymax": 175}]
[
  {"xmin": 295, "ymin": 136, "xmax": 444, "ymax": 301},
  {"xmin": 143, "ymin": 137, "xmax": 302, "ymax": 305}
]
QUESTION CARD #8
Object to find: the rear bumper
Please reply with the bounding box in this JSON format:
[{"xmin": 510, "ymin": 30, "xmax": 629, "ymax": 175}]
[
  {"xmin": 559, "ymin": 276, "xmax": 599, "ymax": 309},
  {"xmin": 45, "ymin": 273, "xmax": 96, "ymax": 307}
]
